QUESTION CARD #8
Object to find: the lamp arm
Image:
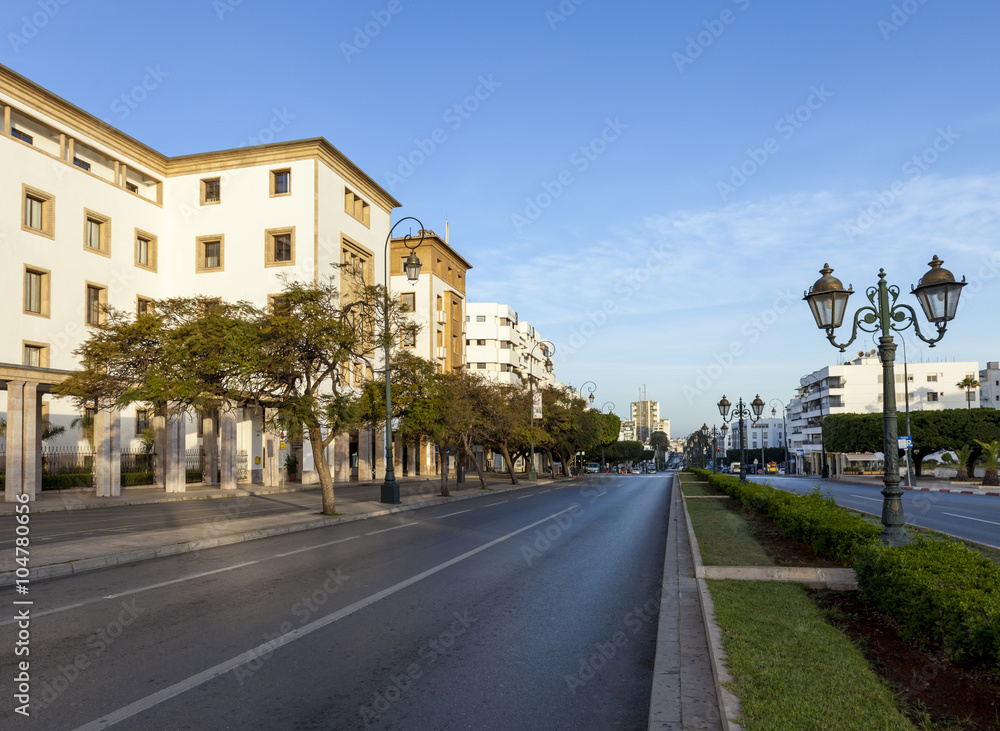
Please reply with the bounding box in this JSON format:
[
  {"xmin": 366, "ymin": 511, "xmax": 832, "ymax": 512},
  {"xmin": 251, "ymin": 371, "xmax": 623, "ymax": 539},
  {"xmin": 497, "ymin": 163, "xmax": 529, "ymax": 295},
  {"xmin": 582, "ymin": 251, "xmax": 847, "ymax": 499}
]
[
  {"xmin": 825, "ymin": 305, "xmax": 877, "ymax": 352},
  {"xmin": 890, "ymin": 302, "xmax": 946, "ymax": 348}
]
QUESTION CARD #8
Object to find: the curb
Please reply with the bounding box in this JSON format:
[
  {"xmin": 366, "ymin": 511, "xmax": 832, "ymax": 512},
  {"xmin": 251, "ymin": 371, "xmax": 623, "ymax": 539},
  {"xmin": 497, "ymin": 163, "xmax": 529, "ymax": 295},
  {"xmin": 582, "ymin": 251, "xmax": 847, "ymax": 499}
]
[
  {"xmin": 1, "ymin": 478, "xmax": 572, "ymax": 588},
  {"xmin": 681, "ymin": 486, "xmax": 743, "ymax": 731},
  {"xmin": 647, "ymin": 473, "xmax": 682, "ymax": 730}
]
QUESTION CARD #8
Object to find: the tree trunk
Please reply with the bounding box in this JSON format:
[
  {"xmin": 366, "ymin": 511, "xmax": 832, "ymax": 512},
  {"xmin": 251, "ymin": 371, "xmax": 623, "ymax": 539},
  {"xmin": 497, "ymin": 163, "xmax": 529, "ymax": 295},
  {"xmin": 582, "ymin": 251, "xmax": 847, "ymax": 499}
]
[
  {"xmin": 982, "ymin": 469, "xmax": 999, "ymax": 487},
  {"xmin": 463, "ymin": 434, "xmax": 488, "ymax": 488},
  {"xmin": 308, "ymin": 425, "xmax": 336, "ymax": 514},
  {"xmin": 544, "ymin": 448, "xmax": 556, "ymax": 479},
  {"xmin": 500, "ymin": 443, "xmax": 519, "ymax": 485},
  {"xmin": 558, "ymin": 450, "xmax": 572, "ymax": 477},
  {"xmin": 438, "ymin": 439, "xmax": 450, "ymax": 497}
]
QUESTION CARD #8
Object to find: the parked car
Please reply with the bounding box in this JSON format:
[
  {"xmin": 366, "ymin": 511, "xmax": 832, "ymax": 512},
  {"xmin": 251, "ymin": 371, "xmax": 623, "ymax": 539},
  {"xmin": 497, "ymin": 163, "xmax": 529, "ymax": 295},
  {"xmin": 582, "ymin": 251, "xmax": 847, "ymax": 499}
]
[{"xmin": 586, "ymin": 462, "xmax": 600, "ymax": 473}]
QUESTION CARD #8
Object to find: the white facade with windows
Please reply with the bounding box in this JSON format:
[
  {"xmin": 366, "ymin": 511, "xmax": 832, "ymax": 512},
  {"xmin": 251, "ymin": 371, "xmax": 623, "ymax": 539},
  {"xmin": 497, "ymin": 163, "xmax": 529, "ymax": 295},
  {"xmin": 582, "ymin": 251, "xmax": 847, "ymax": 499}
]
[
  {"xmin": 1, "ymin": 63, "xmax": 401, "ymax": 499},
  {"xmin": 786, "ymin": 356, "xmax": 981, "ymax": 476},
  {"xmin": 980, "ymin": 361, "xmax": 1000, "ymax": 409},
  {"xmin": 465, "ymin": 303, "xmax": 557, "ymax": 387}
]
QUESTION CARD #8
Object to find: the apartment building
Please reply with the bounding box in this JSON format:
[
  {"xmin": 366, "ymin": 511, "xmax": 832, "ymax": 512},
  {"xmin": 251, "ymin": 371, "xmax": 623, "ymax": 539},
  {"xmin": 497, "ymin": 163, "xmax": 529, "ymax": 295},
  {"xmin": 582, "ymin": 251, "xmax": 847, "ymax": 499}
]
[
  {"xmin": 980, "ymin": 361, "xmax": 1000, "ymax": 408},
  {"xmin": 465, "ymin": 303, "xmax": 557, "ymax": 387},
  {"xmin": 1, "ymin": 63, "xmax": 401, "ymax": 500},
  {"xmin": 787, "ymin": 355, "xmax": 981, "ymax": 476}
]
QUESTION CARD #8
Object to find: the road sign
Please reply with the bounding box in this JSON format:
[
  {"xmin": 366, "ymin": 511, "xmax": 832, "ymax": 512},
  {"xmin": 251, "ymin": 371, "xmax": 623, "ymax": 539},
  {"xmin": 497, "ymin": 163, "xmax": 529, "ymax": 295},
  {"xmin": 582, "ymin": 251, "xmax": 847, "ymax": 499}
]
[
  {"xmin": 898, "ymin": 436, "xmax": 913, "ymax": 449},
  {"xmin": 796, "ymin": 449, "xmax": 804, "ymax": 456}
]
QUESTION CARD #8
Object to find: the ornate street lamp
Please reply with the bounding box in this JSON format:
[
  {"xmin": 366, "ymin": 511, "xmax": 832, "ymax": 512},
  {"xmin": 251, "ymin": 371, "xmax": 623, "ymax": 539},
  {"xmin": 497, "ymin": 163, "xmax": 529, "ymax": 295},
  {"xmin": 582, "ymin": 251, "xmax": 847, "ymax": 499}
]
[
  {"xmin": 718, "ymin": 394, "xmax": 764, "ymax": 483},
  {"xmin": 380, "ymin": 217, "xmax": 424, "ymax": 504},
  {"xmin": 803, "ymin": 257, "xmax": 966, "ymax": 546},
  {"xmin": 720, "ymin": 423, "xmax": 729, "ymax": 470},
  {"xmin": 700, "ymin": 423, "xmax": 709, "ymax": 469},
  {"xmin": 600, "ymin": 401, "xmax": 614, "ymax": 473},
  {"xmin": 527, "ymin": 340, "xmax": 554, "ymax": 481}
]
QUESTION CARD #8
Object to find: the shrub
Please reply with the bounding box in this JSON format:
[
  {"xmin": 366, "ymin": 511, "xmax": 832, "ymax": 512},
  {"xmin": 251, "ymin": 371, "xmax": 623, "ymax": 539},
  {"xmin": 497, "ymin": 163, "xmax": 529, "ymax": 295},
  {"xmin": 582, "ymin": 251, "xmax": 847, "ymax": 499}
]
[{"xmin": 854, "ymin": 538, "xmax": 1000, "ymax": 668}]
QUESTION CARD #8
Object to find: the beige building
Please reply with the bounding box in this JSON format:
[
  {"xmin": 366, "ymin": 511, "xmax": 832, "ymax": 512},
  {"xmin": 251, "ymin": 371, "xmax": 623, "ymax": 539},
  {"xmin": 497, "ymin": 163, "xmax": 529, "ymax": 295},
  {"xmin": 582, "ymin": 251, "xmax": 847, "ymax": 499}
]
[{"xmin": 0, "ymin": 62, "xmax": 411, "ymax": 500}]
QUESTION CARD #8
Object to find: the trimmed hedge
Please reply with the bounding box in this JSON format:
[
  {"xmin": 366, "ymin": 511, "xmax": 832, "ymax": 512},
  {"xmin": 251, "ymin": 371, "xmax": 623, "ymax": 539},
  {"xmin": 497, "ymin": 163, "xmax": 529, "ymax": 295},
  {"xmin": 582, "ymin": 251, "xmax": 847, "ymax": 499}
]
[
  {"xmin": 691, "ymin": 469, "xmax": 880, "ymax": 564},
  {"xmin": 854, "ymin": 538, "xmax": 1000, "ymax": 667},
  {"xmin": 686, "ymin": 467, "xmax": 1000, "ymax": 669}
]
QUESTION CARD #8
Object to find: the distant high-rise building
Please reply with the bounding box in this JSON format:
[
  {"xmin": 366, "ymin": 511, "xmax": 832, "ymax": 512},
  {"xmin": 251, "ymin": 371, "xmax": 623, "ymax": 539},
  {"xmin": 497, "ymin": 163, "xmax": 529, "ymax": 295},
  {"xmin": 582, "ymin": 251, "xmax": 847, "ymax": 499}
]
[{"xmin": 630, "ymin": 400, "xmax": 661, "ymax": 443}]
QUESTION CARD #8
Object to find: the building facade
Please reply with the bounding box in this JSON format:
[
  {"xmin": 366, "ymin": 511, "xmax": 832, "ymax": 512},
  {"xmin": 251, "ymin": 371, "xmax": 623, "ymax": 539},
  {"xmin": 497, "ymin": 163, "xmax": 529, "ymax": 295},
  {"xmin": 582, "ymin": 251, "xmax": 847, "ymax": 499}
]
[
  {"xmin": 980, "ymin": 361, "xmax": 1000, "ymax": 408},
  {"xmin": 787, "ymin": 356, "xmax": 981, "ymax": 476},
  {"xmin": 1, "ymin": 63, "xmax": 404, "ymax": 499},
  {"xmin": 465, "ymin": 303, "xmax": 557, "ymax": 388}
]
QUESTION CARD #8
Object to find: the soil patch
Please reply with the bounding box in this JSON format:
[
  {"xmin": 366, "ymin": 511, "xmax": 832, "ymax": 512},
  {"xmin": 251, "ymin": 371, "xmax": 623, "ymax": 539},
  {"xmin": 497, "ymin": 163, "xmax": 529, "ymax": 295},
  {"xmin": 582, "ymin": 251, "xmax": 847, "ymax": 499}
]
[
  {"xmin": 739, "ymin": 507, "xmax": 844, "ymax": 569},
  {"xmin": 813, "ymin": 590, "xmax": 1000, "ymax": 730}
]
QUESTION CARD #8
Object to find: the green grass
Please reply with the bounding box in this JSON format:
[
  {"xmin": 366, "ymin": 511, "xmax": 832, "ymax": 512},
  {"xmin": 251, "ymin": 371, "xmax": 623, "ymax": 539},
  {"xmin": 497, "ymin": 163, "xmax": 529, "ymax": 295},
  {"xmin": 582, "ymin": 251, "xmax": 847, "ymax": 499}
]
[
  {"xmin": 708, "ymin": 579, "xmax": 915, "ymax": 731},
  {"xmin": 685, "ymin": 497, "xmax": 773, "ymax": 566},
  {"xmin": 678, "ymin": 476, "xmax": 724, "ymax": 496}
]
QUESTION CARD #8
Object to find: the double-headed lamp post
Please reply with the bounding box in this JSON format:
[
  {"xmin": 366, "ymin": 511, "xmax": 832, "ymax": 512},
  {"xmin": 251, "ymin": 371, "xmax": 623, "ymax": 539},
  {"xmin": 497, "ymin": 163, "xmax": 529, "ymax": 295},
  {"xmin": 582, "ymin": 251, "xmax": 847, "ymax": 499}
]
[
  {"xmin": 527, "ymin": 340, "xmax": 554, "ymax": 481},
  {"xmin": 700, "ymin": 424, "xmax": 709, "ymax": 469},
  {"xmin": 720, "ymin": 424, "xmax": 729, "ymax": 470},
  {"xmin": 803, "ymin": 257, "xmax": 966, "ymax": 546},
  {"xmin": 718, "ymin": 394, "xmax": 765, "ymax": 483},
  {"xmin": 380, "ymin": 217, "xmax": 424, "ymax": 504},
  {"xmin": 601, "ymin": 401, "xmax": 614, "ymax": 473}
]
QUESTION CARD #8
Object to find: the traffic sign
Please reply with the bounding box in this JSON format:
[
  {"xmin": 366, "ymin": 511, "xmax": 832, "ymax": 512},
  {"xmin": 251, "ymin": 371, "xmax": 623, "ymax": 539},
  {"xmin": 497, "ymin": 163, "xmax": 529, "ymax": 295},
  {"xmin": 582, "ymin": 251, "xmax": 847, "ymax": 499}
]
[{"xmin": 898, "ymin": 436, "xmax": 913, "ymax": 449}]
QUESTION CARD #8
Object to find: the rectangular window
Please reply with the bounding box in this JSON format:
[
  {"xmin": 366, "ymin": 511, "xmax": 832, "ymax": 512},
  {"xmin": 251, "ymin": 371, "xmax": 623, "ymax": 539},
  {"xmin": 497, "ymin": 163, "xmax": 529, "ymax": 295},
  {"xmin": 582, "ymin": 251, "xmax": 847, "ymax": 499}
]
[
  {"xmin": 477, "ymin": 363, "xmax": 486, "ymax": 370},
  {"xmin": 401, "ymin": 328, "xmax": 416, "ymax": 348},
  {"xmin": 83, "ymin": 209, "xmax": 110, "ymax": 256},
  {"xmin": 23, "ymin": 343, "xmax": 47, "ymax": 368},
  {"xmin": 23, "ymin": 267, "xmax": 50, "ymax": 317},
  {"xmin": 196, "ymin": 235, "xmax": 225, "ymax": 272},
  {"xmin": 927, "ymin": 392, "xmax": 939, "ymax": 401},
  {"xmin": 926, "ymin": 374, "xmax": 938, "ymax": 382},
  {"xmin": 201, "ymin": 177, "xmax": 221, "ymax": 204},
  {"xmin": 135, "ymin": 408, "xmax": 152, "ymax": 436},
  {"xmin": 137, "ymin": 296, "xmax": 154, "ymax": 317},
  {"xmin": 476, "ymin": 315, "xmax": 486, "ymax": 322},
  {"xmin": 85, "ymin": 283, "xmax": 107, "ymax": 326},
  {"xmin": 270, "ymin": 168, "xmax": 291, "ymax": 197},
  {"xmin": 135, "ymin": 229, "xmax": 157, "ymax": 271},
  {"xmin": 265, "ymin": 227, "xmax": 295, "ymax": 267},
  {"xmin": 477, "ymin": 339, "xmax": 486, "ymax": 346},
  {"xmin": 344, "ymin": 187, "xmax": 370, "ymax": 226},
  {"xmin": 268, "ymin": 294, "xmax": 291, "ymax": 315},
  {"xmin": 400, "ymin": 292, "xmax": 416, "ymax": 312},
  {"xmin": 22, "ymin": 185, "xmax": 54, "ymax": 238},
  {"xmin": 12, "ymin": 127, "xmax": 32, "ymax": 144},
  {"xmin": 73, "ymin": 157, "xmax": 91, "ymax": 171},
  {"xmin": 126, "ymin": 182, "xmax": 139, "ymax": 194}
]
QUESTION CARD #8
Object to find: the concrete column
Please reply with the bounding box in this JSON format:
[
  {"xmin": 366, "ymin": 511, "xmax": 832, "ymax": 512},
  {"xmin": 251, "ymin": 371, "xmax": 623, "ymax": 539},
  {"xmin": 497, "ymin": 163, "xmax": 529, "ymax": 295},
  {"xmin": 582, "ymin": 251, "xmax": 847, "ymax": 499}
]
[
  {"xmin": 373, "ymin": 428, "xmax": 384, "ymax": 481},
  {"xmin": 164, "ymin": 411, "xmax": 185, "ymax": 492},
  {"xmin": 153, "ymin": 410, "xmax": 166, "ymax": 487},
  {"xmin": 202, "ymin": 410, "xmax": 218, "ymax": 485},
  {"xmin": 5, "ymin": 382, "xmax": 25, "ymax": 502},
  {"xmin": 93, "ymin": 407, "xmax": 121, "ymax": 497},
  {"xmin": 261, "ymin": 410, "xmax": 281, "ymax": 487},
  {"xmin": 220, "ymin": 403, "xmax": 237, "ymax": 490}
]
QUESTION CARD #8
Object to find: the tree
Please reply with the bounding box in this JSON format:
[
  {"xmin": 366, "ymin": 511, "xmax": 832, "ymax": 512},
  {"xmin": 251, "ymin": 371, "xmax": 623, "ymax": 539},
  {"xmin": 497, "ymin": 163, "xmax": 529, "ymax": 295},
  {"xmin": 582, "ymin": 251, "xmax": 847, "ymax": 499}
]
[
  {"xmin": 649, "ymin": 430, "xmax": 670, "ymax": 454},
  {"xmin": 57, "ymin": 273, "xmax": 393, "ymax": 516},
  {"xmin": 479, "ymin": 382, "xmax": 530, "ymax": 485},
  {"xmin": 955, "ymin": 444, "xmax": 974, "ymax": 481},
  {"xmin": 957, "ymin": 375, "xmax": 981, "ymax": 409},
  {"xmin": 974, "ymin": 440, "xmax": 999, "ymax": 486}
]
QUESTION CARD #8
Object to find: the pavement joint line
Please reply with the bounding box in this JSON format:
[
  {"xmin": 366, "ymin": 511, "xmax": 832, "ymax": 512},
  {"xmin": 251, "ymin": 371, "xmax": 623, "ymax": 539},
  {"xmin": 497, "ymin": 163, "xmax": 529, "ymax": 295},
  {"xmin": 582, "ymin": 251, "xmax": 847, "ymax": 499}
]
[{"xmin": 0, "ymin": 477, "xmax": 585, "ymax": 587}]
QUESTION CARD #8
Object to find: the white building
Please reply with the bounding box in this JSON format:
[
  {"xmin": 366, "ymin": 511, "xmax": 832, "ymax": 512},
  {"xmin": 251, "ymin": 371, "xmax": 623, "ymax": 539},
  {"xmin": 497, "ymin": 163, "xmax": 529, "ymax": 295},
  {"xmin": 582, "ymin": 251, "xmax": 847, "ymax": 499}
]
[
  {"xmin": 787, "ymin": 356, "xmax": 981, "ymax": 476},
  {"xmin": 1, "ymin": 63, "xmax": 404, "ymax": 500},
  {"xmin": 465, "ymin": 303, "xmax": 557, "ymax": 387},
  {"xmin": 980, "ymin": 361, "xmax": 1000, "ymax": 408}
]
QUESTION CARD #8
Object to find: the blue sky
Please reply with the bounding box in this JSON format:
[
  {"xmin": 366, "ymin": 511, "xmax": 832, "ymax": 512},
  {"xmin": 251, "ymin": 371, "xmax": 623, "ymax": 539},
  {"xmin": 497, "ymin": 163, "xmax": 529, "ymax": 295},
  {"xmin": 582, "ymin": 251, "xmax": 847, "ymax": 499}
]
[{"xmin": 5, "ymin": 0, "xmax": 1000, "ymax": 436}]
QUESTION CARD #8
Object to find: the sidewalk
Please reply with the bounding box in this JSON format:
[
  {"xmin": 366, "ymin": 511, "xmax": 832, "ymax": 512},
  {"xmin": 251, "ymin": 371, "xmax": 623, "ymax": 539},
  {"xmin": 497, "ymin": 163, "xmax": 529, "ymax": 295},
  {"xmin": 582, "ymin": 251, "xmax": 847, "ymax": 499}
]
[{"xmin": 0, "ymin": 473, "xmax": 559, "ymax": 585}]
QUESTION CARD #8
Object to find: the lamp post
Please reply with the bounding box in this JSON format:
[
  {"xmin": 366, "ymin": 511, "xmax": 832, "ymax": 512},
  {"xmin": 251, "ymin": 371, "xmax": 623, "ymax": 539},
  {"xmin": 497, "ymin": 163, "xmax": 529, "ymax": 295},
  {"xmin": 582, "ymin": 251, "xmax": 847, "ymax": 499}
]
[
  {"xmin": 527, "ymin": 340, "xmax": 554, "ymax": 481},
  {"xmin": 577, "ymin": 381, "xmax": 596, "ymax": 471},
  {"xmin": 601, "ymin": 401, "xmax": 614, "ymax": 473},
  {"xmin": 720, "ymin": 423, "xmax": 729, "ymax": 471},
  {"xmin": 380, "ymin": 217, "xmax": 424, "ymax": 504},
  {"xmin": 718, "ymin": 395, "xmax": 765, "ymax": 483},
  {"xmin": 803, "ymin": 257, "xmax": 966, "ymax": 546},
  {"xmin": 770, "ymin": 399, "xmax": 789, "ymax": 475},
  {"xmin": 700, "ymin": 423, "xmax": 709, "ymax": 469},
  {"xmin": 708, "ymin": 424, "xmax": 720, "ymax": 473}
]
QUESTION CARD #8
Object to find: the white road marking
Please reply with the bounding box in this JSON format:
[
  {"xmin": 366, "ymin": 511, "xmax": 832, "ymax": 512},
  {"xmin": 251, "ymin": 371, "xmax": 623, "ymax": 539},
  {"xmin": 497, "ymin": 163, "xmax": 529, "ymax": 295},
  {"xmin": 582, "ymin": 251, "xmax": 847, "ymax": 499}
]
[
  {"xmin": 943, "ymin": 512, "xmax": 1000, "ymax": 527},
  {"xmin": 434, "ymin": 510, "xmax": 472, "ymax": 519},
  {"xmin": 273, "ymin": 535, "xmax": 359, "ymax": 558},
  {"xmin": 483, "ymin": 501, "xmax": 509, "ymax": 507},
  {"xmin": 73, "ymin": 507, "xmax": 582, "ymax": 731},
  {"xmin": 516, "ymin": 494, "xmax": 535, "ymax": 500},
  {"xmin": 365, "ymin": 523, "xmax": 419, "ymax": 535},
  {"xmin": 850, "ymin": 495, "xmax": 882, "ymax": 502}
]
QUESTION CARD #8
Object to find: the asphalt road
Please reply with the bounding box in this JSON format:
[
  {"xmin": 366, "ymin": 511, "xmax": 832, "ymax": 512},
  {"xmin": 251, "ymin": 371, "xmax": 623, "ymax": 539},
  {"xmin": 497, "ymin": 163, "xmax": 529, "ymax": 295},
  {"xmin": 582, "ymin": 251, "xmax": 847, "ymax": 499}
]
[
  {"xmin": 0, "ymin": 475, "xmax": 670, "ymax": 730},
  {"xmin": 747, "ymin": 474, "xmax": 1000, "ymax": 548}
]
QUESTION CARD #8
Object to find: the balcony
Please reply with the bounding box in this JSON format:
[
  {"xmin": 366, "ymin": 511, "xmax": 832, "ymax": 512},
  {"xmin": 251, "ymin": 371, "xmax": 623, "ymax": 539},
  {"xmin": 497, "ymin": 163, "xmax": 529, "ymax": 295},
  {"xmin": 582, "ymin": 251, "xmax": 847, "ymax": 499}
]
[
  {"xmin": 435, "ymin": 347, "xmax": 447, "ymax": 359},
  {"xmin": 435, "ymin": 311, "xmax": 447, "ymax": 325}
]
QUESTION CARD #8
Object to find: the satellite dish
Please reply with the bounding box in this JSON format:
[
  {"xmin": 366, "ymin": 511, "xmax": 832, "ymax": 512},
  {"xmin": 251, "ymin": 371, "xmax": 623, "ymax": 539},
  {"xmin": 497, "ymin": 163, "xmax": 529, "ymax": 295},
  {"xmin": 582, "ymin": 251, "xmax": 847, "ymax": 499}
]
[{"xmin": 858, "ymin": 351, "xmax": 864, "ymax": 357}]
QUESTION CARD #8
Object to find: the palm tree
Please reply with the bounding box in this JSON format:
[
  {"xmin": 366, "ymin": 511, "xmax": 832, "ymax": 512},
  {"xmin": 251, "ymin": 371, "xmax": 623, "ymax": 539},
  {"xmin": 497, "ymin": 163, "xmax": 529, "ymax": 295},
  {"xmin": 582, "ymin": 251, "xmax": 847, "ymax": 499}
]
[
  {"xmin": 974, "ymin": 440, "xmax": 999, "ymax": 487},
  {"xmin": 954, "ymin": 444, "xmax": 974, "ymax": 481},
  {"xmin": 956, "ymin": 375, "xmax": 981, "ymax": 409}
]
